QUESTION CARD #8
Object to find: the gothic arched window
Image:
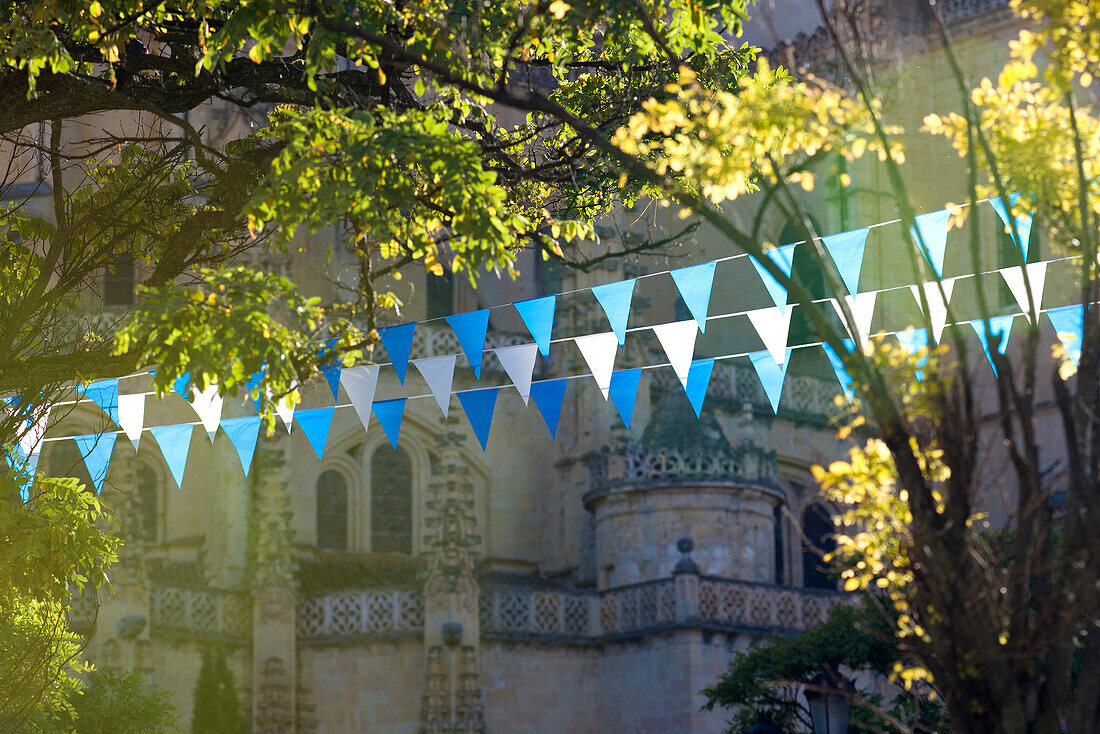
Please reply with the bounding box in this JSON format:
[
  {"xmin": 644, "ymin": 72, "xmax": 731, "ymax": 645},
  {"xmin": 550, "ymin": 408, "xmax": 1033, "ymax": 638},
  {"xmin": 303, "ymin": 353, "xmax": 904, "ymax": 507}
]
[
  {"xmin": 801, "ymin": 503, "xmax": 837, "ymax": 590},
  {"xmin": 47, "ymin": 439, "xmax": 95, "ymax": 490},
  {"xmin": 316, "ymin": 470, "xmax": 348, "ymax": 550},
  {"xmin": 371, "ymin": 446, "xmax": 412, "ymax": 554}
]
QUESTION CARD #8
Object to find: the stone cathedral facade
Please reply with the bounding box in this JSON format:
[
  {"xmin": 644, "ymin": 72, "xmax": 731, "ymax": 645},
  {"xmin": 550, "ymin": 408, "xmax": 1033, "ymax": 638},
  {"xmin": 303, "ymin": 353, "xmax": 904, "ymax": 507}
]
[{"xmin": 34, "ymin": 0, "xmax": 1037, "ymax": 731}]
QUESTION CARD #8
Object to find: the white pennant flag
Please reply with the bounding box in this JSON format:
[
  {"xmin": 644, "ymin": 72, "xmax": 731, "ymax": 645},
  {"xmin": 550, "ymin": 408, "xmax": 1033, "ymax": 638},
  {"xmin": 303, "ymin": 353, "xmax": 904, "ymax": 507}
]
[
  {"xmin": 574, "ymin": 332, "xmax": 619, "ymax": 399},
  {"xmin": 746, "ymin": 307, "xmax": 794, "ymax": 366},
  {"xmin": 910, "ymin": 278, "xmax": 957, "ymax": 342},
  {"xmin": 190, "ymin": 384, "xmax": 223, "ymax": 442},
  {"xmin": 263, "ymin": 383, "xmax": 298, "ymax": 432},
  {"xmin": 341, "ymin": 365, "xmax": 380, "ymax": 431},
  {"xmin": 18, "ymin": 405, "xmax": 50, "ymax": 458},
  {"xmin": 117, "ymin": 394, "xmax": 145, "ymax": 451},
  {"xmin": 999, "ymin": 262, "xmax": 1048, "ymax": 322},
  {"xmin": 652, "ymin": 321, "xmax": 698, "ymax": 388},
  {"xmin": 494, "ymin": 343, "xmax": 539, "ymax": 405},
  {"xmin": 413, "ymin": 355, "xmax": 456, "ymax": 416},
  {"xmin": 831, "ymin": 292, "xmax": 878, "ymax": 346}
]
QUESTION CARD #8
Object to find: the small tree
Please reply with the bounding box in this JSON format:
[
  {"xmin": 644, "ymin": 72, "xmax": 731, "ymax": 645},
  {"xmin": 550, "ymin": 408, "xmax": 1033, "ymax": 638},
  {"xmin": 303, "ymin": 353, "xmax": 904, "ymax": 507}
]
[
  {"xmin": 191, "ymin": 647, "xmax": 244, "ymax": 734},
  {"xmin": 68, "ymin": 667, "xmax": 176, "ymax": 734}
]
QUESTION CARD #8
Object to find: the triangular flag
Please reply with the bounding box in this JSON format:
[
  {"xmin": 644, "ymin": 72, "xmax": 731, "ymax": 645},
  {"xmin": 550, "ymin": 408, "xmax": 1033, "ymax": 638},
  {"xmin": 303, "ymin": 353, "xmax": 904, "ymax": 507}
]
[
  {"xmin": 746, "ymin": 306, "xmax": 794, "ymax": 366},
  {"xmin": 831, "ymin": 292, "xmax": 877, "ymax": 346},
  {"xmin": 373, "ymin": 398, "xmax": 406, "ymax": 450},
  {"xmin": 446, "ymin": 309, "xmax": 490, "ymax": 379},
  {"xmin": 529, "ymin": 378, "xmax": 568, "ymax": 439},
  {"xmin": 514, "ymin": 295, "xmax": 556, "ymax": 357},
  {"xmin": 413, "ymin": 355, "xmax": 456, "ymax": 416},
  {"xmin": 84, "ymin": 379, "xmax": 120, "ymax": 426},
  {"xmin": 172, "ymin": 372, "xmax": 191, "ymax": 399},
  {"xmin": 910, "ymin": 278, "xmax": 957, "ymax": 342},
  {"xmin": 17, "ymin": 404, "xmax": 50, "ymax": 459},
  {"xmin": 321, "ymin": 363, "xmax": 342, "ymax": 400},
  {"xmin": 896, "ymin": 328, "xmax": 929, "ymax": 381},
  {"xmin": 748, "ymin": 349, "xmax": 792, "ymax": 413},
  {"xmin": 457, "ymin": 387, "xmax": 498, "ymax": 451},
  {"xmin": 591, "ymin": 279, "xmax": 637, "ymax": 345},
  {"xmin": 380, "ymin": 322, "xmax": 417, "ymax": 384},
  {"xmin": 652, "ymin": 321, "xmax": 698, "ymax": 388},
  {"xmin": 822, "ymin": 227, "xmax": 869, "ymax": 295},
  {"xmin": 685, "ymin": 358, "xmax": 715, "ymax": 417},
  {"xmin": 296, "ymin": 407, "xmax": 334, "ymax": 460},
  {"xmin": 749, "ymin": 244, "xmax": 797, "ymax": 311},
  {"xmin": 190, "ymin": 384, "xmax": 223, "ymax": 442},
  {"xmin": 151, "ymin": 424, "xmax": 193, "ymax": 490},
  {"xmin": 245, "ymin": 368, "xmax": 266, "ymax": 396},
  {"xmin": 911, "ymin": 209, "xmax": 952, "ymax": 277},
  {"xmin": 990, "ymin": 195, "xmax": 1034, "ymax": 259},
  {"xmin": 574, "ymin": 332, "xmax": 619, "ymax": 399},
  {"xmin": 608, "ymin": 368, "xmax": 643, "ymax": 429},
  {"xmin": 671, "ymin": 262, "xmax": 717, "ymax": 333},
  {"xmin": 268, "ymin": 390, "xmax": 295, "ymax": 432},
  {"xmin": 117, "ymin": 393, "xmax": 145, "ymax": 451},
  {"xmin": 821, "ymin": 343, "xmax": 854, "ymax": 402},
  {"xmin": 221, "ymin": 415, "xmax": 262, "ymax": 476},
  {"xmin": 341, "ymin": 365, "xmax": 380, "ymax": 432},
  {"xmin": 999, "ymin": 262, "xmax": 1048, "ymax": 321},
  {"xmin": 896, "ymin": 327, "xmax": 930, "ymax": 355},
  {"xmin": 19, "ymin": 449, "xmax": 40, "ymax": 502},
  {"xmin": 73, "ymin": 432, "xmax": 117, "ymax": 494},
  {"xmin": 494, "ymin": 344, "xmax": 538, "ymax": 405},
  {"xmin": 971, "ymin": 315, "xmax": 1016, "ymax": 375},
  {"xmin": 1047, "ymin": 304, "xmax": 1085, "ymax": 368}
]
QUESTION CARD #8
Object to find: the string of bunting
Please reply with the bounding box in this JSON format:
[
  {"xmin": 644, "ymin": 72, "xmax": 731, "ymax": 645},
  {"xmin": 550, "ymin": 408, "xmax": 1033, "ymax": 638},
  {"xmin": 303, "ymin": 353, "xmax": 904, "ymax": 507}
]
[{"xmin": 3, "ymin": 197, "xmax": 1086, "ymax": 500}]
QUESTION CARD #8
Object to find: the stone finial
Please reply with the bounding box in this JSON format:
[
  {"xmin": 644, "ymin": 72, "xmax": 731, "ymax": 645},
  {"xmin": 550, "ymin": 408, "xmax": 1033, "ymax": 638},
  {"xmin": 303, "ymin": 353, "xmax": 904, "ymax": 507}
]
[{"xmin": 672, "ymin": 536, "xmax": 700, "ymax": 576}]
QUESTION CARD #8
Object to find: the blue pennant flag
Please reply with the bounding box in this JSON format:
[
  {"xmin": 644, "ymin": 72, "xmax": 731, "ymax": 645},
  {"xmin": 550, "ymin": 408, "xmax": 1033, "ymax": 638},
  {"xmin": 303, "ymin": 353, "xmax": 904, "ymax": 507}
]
[
  {"xmin": 990, "ymin": 194, "xmax": 1033, "ymax": 260},
  {"xmin": 529, "ymin": 378, "xmax": 568, "ymax": 439},
  {"xmin": 84, "ymin": 379, "xmax": 120, "ymax": 426},
  {"xmin": 514, "ymin": 295, "xmax": 556, "ymax": 357},
  {"xmin": 321, "ymin": 363, "xmax": 342, "ymax": 401},
  {"xmin": 7, "ymin": 445, "xmax": 40, "ymax": 502},
  {"xmin": 685, "ymin": 358, "xmax": 715, "ymax": 417},
  {"xmin": 380, "ymin": 322, "xmax": 417, "ymax": 384},
  {"xmin": 73, "ymin": 433, "xmax": 118, "ymax": 494},
  {"xmin": 911, "ymin": 209, "xmax": 952, "ymax": 277},
  {"xmin": 971, "ymin": 315, "xmax": 1016, "ymax": 375},
  {"xmin": 1047, "ymin": 304, "xmax": 1085, "ymax": 367},
  {"xmin": 151, "ymin": 424, "xmax": 193, "ymax": 489},
  {"xmin": 671, "ymin": 262, "xmax": 717, "ymax": 333},
  {"xmin": 822, "ymin": 343, "xmax": 854, "ymax": 402},
  {"xmin": 246, "ymin": 367, "xmax": 266, "ymax": 411},
  {"xmin": 296, "ymin": 407, "xmax": 334, "ymax": 460},
  {"xmin": 373, "ymin": 398, "xmax": 407, "ymax": 450},
  {"xmin": 748, "ymin": 349, "xmax": 792, "ymax": 413},
  {"xmin": 750, "ymin": 244, "xmax": 797, "ymax": 311},
  {"xmin": 173, "ymin": 372, "xmax": 191, "ymax": 399},
  {"xmin": 592, "ymin": 279, "xmax": 637, "ymax": 345},
  {"xmin": 822, "ymin": 227, "xmax": 870, "ymax": 295},
  {"xmin": 446, "ymin": 309, "xmax": 490, "ymax": 379},
  {"xmin": 457, "ymin": 387, "xmax": 499, "ymax": 451},
  {"xmin": 608, "ymin": 368, "xmax": 643, "ymax": 429},
  {"xmin": 896, "ymin": 327, "xmax": 930, "ymax": 381},
  {"xmin": 221, "ymin": 415, "xmax": 262, "ymax": 476}
]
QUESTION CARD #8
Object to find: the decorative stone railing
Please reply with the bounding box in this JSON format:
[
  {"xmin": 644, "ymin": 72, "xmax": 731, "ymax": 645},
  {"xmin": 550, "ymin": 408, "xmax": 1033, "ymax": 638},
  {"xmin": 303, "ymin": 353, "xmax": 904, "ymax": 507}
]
[
  {"xmin": 149, "ymin": 586, "xmax": 251, "ymax": 642},
  {"xmin": 296, "ymin": 589, "xmax": 424, "ymax": 640},
  {"xmin": 479, "ymin": 577, "xmax": 844, "ymax": 641},
  {"xmin": 478, "ymin": 587, "xmax": 597, "ymax": 639},
  {"xmin": 697, "ymin": 577, "xmax": 844, "ymax": 633}
]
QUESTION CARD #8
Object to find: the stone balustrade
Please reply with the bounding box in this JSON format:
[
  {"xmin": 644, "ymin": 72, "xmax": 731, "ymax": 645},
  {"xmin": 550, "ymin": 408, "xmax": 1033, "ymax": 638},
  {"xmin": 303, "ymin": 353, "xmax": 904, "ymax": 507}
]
[
  {"xmin": 296, "ymin": 589, "xmax": 424, "ymax": 640},
  {"xmin": 149, "ymin": 586, "xmax": 251, "ymax": 642}
]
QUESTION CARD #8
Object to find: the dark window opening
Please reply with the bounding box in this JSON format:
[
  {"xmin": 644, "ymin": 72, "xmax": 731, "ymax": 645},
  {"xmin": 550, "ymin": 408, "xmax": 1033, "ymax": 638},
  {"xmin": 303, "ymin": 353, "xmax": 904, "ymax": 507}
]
[
  {"xmin": 371, "ymin": 446, "xmax": 412, "ymax": 554},
  {"xmin": 781, "ymin": 219, "xmax": 829, "ymax": 345},
  {"xmin": 801, "ymin": 503, "xmax": 837, "ymax": 590},
  {"xmin": 47, "ymin": 440, "xmax": 95, "ymax": 491},
  {"xmin": 316, "ymin": 470, "xmax": 348, "ymax": 550},
  {"xmin": 104, "ymin": 254, "xmax": 136, "ymax": 307},
  {"xmin": 132, "ymin": 462, "xmax": 158, "ymax": 543},
  {"xmin": 426, "ymin": 270, "xmax": 454, "ymax": 319}
]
